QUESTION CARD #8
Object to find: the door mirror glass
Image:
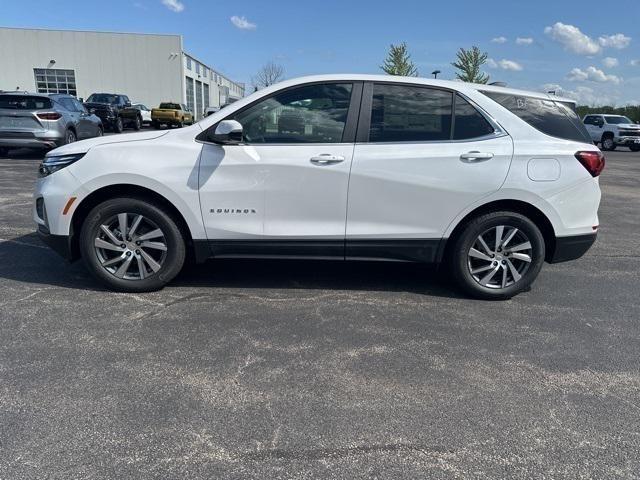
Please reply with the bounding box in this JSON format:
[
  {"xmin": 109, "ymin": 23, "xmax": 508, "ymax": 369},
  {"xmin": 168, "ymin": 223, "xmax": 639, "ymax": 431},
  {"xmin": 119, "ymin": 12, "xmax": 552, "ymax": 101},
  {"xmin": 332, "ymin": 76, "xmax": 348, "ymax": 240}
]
[{"xmin": 210, "ymin": 120, "xmax": 243, "ymax": 144}]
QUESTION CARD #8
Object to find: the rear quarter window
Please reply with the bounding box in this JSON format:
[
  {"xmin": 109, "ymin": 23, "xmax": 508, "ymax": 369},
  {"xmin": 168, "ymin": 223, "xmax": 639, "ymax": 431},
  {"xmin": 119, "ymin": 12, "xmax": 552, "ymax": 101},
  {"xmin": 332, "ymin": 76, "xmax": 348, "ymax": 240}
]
[{"xmin": 481, "ymin": 91, "xmax": 592, "ymax": 143}]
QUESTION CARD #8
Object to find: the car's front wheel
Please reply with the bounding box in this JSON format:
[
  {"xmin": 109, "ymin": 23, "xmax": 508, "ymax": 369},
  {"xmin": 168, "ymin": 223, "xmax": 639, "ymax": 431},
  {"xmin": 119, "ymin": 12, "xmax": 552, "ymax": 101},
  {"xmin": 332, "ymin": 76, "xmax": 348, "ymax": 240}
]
[
  {"xmin": 630, "ymin": 145, "xmax": 640, "ymax": 152},
  {"xmin": 449, "ymin": 211, "xmax": 545, "ymax": 300},
  {"xmin": 79, "ymin": 198, "xmax": 186, "ymax": 292},
  {"xmin": 133, "ymin": 115, "xmax": 142, "ymax": 131},
  {"xmin": 601, "ymin": 134, "xmax": 616, "ymax": 151}
]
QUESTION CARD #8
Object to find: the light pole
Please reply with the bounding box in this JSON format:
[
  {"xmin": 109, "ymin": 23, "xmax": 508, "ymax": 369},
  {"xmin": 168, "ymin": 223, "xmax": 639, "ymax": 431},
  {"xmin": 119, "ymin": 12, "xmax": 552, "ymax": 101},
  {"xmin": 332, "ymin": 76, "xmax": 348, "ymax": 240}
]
[{"xmin": 432, "ymin": 70, "xmax": 441, "ymax": 79}]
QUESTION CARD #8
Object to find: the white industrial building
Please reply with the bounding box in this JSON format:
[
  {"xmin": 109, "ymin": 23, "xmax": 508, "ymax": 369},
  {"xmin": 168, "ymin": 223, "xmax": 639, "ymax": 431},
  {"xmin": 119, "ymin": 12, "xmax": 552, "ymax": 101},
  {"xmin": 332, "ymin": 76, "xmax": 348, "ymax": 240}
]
[{"xmin": 0, "ymin": 27, "xmax": 245, "ymax": 119}]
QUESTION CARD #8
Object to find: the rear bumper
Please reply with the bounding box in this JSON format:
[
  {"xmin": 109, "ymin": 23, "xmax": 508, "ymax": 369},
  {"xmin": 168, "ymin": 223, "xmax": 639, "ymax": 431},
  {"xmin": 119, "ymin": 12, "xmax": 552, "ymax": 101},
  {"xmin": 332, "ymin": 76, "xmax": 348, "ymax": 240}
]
[
  {"xmin": 548, "ymin": 233, "xmax": 597, "ymax": 263},
  {"xmin": 0, "ymin": 132, "xmax": 64, "ymax": 149}
]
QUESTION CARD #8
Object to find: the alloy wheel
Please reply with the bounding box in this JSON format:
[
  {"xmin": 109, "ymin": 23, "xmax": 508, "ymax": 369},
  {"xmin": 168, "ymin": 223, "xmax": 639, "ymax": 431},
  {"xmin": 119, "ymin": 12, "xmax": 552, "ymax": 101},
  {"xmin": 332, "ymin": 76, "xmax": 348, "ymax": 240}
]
[
  {"xmin": 94, "ymin": 213, "xmax": 167, "ymax": 280},
  {"xmin": 467, "ymin": 225, "xmax": 533, "ymax": 289},
  {"xmin": 67, "ymin": 130, "xmax": 76, "ymax": 144}
]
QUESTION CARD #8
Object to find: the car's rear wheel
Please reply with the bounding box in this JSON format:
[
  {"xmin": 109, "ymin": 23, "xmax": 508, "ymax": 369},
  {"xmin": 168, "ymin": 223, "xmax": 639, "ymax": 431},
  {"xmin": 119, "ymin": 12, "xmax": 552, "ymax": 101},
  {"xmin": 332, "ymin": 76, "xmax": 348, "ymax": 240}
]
[
  {"xmin": 177, "ymin": 119, "xmax": 184, "ymax": 128},
  {"xmin": 113, "ymin": 117, "xmax": 124, "ymax": 133},
  {"xmin": 449, "ymin": 211, "xmax": 545, "ymax": 300},
  {"xmin": 630, "ymin": 145, "xmax": 640, "ymax": 152},
  {"xmin": 79, "ymin": 198, "xmax": 186, "ymax": 292},
  {"xmin": 601, "ymin": 134, "xmax": 616, "ymax": 151},
  {"xmin": 63, "ymin": 129, "xmax": 76, "ymax": 145},
  {"xmin": 133, "ymin": 115, "xmax": 142, "ymax": 131}
]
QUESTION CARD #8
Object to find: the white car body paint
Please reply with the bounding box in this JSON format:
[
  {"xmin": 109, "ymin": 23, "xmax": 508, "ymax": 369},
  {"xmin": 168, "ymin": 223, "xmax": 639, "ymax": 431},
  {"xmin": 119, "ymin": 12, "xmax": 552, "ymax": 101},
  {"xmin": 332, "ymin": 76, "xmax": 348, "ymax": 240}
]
[{"xmin": 34, "ymin": 74, "xmax": 602, "ymax": 263}]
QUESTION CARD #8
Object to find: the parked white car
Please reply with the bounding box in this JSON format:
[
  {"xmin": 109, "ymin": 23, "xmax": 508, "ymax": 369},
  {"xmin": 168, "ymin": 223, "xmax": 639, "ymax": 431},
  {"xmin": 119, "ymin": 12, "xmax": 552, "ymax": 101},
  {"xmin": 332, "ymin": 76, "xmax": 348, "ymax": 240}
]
[
  {"xmin": 131, "ymin": 103, "xmax": 152, "ymax": 125},
  {"xmin": 583, "ymin": 114, "xmax": 640, "ymax": 152},
  {"xmin": 34, "ymin": 75, "xmax": 603, "ymax": 299}
]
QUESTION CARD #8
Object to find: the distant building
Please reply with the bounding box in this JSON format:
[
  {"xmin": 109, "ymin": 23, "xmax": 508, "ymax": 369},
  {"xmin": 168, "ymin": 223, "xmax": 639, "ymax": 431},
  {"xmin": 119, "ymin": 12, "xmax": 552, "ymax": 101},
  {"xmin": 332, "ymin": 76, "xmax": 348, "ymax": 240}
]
[{"xmin": 0, "ymin": 27, "xmax": 245, "ymax": 119}]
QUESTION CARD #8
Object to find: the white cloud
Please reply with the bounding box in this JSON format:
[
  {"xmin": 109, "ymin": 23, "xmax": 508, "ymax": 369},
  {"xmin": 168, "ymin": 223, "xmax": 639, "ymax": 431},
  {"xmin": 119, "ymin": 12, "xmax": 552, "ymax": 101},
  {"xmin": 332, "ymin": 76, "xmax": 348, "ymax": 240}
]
[
  {"xmin": 491, "ymin": 36, "xmax": 507, "ymax": 44},
  {"xmin": 598, "ymin": 33, "xmax": 631, "ymax": 49},
  {"xmin": 567, "ymin": 66, "xmax": 621, "ymax": 84},
  {"xmin": 230, "ymin": 15, "xmax": 257, "ymax": 30},
  {"xmin": 544, "ymin": 23, "xmax": 601, "ymax": 55},
  {"xmin": 516, "ymin": 37, "xmax": 534, "ymax": 45},
  {"xmin": 487, "ymin": 58, "xmax": 523, "ymax": 71},
  {"xmin": 542, "ymin": 83, "xmax": 616, "ymax": 106},
  {"xmin": 602, "ymin": 57, "xmax": 619, "ymax": 68},
  {"xmin": 161, "ymin": 0, "xmax": 184, "ymax": 12},
  {"xmin": 630, "ymin": 59, "xmax": 640, "ymax": 67}
]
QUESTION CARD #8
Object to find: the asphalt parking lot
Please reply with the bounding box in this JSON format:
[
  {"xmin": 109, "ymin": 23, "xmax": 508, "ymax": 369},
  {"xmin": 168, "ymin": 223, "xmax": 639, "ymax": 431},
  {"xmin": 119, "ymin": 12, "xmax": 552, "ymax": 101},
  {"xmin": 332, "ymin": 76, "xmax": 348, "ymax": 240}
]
[{"xmin": 0, "ymin": 146, "xmax": 639, "ymax": 479}]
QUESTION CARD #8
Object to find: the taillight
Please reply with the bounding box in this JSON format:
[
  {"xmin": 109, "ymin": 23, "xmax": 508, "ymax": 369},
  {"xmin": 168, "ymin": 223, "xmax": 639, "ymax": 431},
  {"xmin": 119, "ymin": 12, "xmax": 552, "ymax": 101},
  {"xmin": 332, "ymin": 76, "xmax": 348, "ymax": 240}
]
[
  {"xmin": 575, "ymin": 151, "xmax": 605, "ymax": 177},
  {"xmin": 36, "ymin": 112, "xmax": 62, "ymax": 120}
]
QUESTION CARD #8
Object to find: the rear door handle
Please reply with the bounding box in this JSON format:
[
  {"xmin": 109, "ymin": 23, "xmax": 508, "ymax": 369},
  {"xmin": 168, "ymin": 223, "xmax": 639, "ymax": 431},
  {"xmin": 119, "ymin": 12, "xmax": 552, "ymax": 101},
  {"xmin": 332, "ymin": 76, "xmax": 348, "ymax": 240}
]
[
  {"xmin": 310, "ymin": 154, "xmax": 345, "ymax": 165},
  {"xmin": 460, "ymin": 151, "xmax": 494, "ymax": 162}
]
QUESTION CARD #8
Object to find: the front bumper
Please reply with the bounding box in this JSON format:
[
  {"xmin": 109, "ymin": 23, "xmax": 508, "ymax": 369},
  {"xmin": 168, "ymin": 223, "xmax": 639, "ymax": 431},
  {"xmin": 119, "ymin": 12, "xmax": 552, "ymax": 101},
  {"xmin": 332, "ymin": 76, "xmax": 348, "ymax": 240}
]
[
  {"xmin": 548, "ymin": 233, "xmax": 597, "ymax": 263},
  {"xmin": 37, "ymin": 224, "xmax": 74, "ymax": 261},
  {"xmin": 615, "ymin": 136, "xmax": 640, "ymax": 145}
]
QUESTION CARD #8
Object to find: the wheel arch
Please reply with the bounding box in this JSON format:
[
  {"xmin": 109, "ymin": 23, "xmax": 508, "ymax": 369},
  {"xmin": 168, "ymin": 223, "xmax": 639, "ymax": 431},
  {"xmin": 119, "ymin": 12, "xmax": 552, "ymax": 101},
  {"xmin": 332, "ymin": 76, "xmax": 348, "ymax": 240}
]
[
  {"xmin": 69, "ymin": 184, "xmax": 206, "ymax": 263},
  {"xmin": 442, "ymin": 199, "xmax": 557, "ymax": 263}
]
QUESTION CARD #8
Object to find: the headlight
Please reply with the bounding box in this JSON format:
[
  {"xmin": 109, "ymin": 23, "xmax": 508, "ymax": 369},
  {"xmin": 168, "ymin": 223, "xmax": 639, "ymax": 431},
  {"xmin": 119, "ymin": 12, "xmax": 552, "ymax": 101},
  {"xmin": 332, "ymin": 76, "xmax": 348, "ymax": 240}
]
[{"xmin": 38, "ymin": 153, "xmax": 86, "ymax": 178}]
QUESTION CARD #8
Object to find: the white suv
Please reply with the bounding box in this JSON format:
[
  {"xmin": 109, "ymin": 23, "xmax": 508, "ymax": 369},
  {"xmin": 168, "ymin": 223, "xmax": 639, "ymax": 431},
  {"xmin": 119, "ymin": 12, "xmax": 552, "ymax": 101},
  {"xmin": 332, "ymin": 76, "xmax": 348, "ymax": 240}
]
[
  {"xmin": 34, "ymin": 75, "xmax": 603, "ymax": 299},
  {"xmin": 583, "ymin": 114, "xmax": 640, "ymax": 152}
]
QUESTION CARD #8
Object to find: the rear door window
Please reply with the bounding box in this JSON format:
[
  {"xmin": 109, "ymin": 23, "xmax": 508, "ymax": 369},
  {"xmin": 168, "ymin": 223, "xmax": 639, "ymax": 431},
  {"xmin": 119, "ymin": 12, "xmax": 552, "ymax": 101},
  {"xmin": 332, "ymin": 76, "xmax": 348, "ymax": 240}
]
[
  {"xmin": 0, "ymin": 95, "xmax": 52, "ymax": 110},
  {"xmin": 481, "ymin": 91, "xmax": 591, "ymax": 143},
  {"xmin": 369, "ymin": 84, "xmax": 452, "ymax": 142}
]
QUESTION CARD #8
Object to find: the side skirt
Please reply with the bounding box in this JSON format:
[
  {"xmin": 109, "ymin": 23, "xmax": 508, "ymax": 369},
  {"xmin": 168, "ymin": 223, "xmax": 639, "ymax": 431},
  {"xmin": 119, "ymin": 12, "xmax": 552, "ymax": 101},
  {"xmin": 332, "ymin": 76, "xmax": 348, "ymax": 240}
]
[{"xmin": 199, "ymin": 239, "xmax": 444, "ymax": 263}]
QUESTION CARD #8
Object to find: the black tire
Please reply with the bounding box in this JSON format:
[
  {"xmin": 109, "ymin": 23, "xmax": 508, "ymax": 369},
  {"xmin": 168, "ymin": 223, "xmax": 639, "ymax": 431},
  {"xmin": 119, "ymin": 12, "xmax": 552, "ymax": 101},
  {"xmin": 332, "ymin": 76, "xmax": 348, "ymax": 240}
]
[
  {"xmin": 448, "ymin": 211, "xmax": 545, "ymax": 300},
  {"xmin": 0, "ymin": 147, "xmax": 8, "ymax": 157},
  {"xmin": 113, "ymin": 117, "xmax": 124, "ymax": 133},
  {"xmin": 133, "ymin": 115, "xmax": 142, "ymax": 131},
  {"xmin": 629, "ymin": 145, "xmax": 640, "ymax": 152},
  {"xmin": 97, "ymin": 125, "xmax": 104, "ymax": 137},
  {"xmin": 79, "ymin": 197, "xmax": 186, "ymax": 292},
  {"xmin": 152, "ymin": 121, "xmax": 161, "ymax": 129},
  {"xmin": 176, "ymin": 120, "xmax": 184, "ymax": 128},
  {"xmin": 63, "ymin": 128, "xmax": 77, "ymax": 145},
  {"xmin": 601, "ymin": 134, "xmax": 616, "ymax": 151}
]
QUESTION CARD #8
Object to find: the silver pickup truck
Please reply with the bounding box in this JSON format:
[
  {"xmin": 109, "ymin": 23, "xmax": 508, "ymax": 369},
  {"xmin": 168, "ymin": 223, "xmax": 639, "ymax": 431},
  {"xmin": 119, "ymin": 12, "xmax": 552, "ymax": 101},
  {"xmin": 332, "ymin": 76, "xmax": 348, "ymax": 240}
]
[{"xmin": 583, "ymin": 114, "xmax": 640, "ymax": 152}]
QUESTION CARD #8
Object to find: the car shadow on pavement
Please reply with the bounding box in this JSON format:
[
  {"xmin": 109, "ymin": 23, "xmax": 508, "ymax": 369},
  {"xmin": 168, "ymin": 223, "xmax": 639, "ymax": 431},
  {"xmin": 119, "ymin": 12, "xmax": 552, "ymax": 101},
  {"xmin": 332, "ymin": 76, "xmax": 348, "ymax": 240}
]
[{"xmin": 0, "ymin": 233, "xmax": 465, "ymax": 299}]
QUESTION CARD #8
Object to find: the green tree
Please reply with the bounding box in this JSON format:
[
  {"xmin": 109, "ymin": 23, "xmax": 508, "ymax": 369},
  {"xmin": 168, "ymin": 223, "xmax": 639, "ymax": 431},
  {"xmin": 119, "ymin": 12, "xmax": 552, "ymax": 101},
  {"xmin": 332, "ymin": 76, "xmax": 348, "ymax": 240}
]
[
  {"xmin": 452, "ymin": 46, "xmax": 490, "ymax": 84},
  {"xmin": 381, "ymin": 43, "xmax": 418, "ymax": 77}
]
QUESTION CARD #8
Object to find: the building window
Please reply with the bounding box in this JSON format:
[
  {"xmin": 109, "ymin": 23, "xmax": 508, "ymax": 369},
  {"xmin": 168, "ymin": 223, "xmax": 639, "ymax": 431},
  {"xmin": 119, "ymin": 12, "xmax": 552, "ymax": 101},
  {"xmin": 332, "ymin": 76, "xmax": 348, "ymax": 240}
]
[
  {"xmin": 195, "ymin": 80, "xmax": 203, "ymax": 119},
  {"xmin": 195, "ymin": 63, "xmax": 200, "ymax": 75},
  {"xmin": 34, "ymin": 68, "xmax": 77, "ymax": 96},
  {"xmin": 186, "ymin": 57, "xmax": 192, "ymax": 70},
  {"xmin": 203, "ymin": 83, "xmax": 210, "ymax": 110},
  {"xmin": 186, "ymin": 77, "xmax": 195, "ymax": 115},
  {"xmin": 203, "ymin": 66, "xmax": 207, "ymax": 77}
]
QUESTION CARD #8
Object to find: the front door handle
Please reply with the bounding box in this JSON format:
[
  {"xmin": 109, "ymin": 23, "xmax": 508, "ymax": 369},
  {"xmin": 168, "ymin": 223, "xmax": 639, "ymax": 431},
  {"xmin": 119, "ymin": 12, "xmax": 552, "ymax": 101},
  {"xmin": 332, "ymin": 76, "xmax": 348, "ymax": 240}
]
[
  {"xmin": 310, "ymin": 154, "xmax": 345, "ymax": 165},
  {"xmin": 460, "ymin": 151, "xmax": 494, "ymax": 162}
]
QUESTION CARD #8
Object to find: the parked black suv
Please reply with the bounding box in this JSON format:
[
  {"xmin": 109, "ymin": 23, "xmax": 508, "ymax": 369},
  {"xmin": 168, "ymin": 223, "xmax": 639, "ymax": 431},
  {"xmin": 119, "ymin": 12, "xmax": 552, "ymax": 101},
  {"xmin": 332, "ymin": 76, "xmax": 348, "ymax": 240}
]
[{"xmin": 84, "ymin": 93, "xmax": 142, "ymax": 133}]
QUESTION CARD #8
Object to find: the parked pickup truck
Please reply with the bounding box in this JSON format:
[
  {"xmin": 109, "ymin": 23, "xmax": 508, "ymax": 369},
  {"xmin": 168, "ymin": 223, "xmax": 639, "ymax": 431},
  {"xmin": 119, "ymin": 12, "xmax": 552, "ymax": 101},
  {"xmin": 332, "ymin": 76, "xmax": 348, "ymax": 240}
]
[
  {"xmin": 151, "ymin": 103, "xmax": 194, "ymax": 129},
  {"xmin": 583, "ymin": 114, "xmax": 640, "ymax": 152},
  {"xmin": 84, "ymin": 93, "xmax": 142, "ymax": 133}
]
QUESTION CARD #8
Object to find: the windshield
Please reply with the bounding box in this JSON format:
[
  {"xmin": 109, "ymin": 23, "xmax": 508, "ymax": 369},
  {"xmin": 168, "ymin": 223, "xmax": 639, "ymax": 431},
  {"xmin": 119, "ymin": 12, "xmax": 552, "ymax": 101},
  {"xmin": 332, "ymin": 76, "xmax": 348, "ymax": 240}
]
[
  {"xmin": 159, "ymin": 103, "xmax": 181, "ymax": 110},
  {"xmin": 0, "ymin": 95, "xmax": 52, "ymax": 110},
  {"xmin": 87, "ymin": 94, "xmax": 118, "ymax": 104},
  {"xmin": 604, "ymin": 116, "xmax": 633, "ymax": 124}
]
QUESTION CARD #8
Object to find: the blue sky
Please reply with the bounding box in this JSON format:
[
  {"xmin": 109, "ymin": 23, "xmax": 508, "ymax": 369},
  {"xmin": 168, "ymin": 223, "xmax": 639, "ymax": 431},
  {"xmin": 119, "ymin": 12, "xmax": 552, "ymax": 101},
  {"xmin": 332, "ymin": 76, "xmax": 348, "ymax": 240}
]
[{"xmin": 2, "ymin": 0, "xmax": 639, "ymax": 105}]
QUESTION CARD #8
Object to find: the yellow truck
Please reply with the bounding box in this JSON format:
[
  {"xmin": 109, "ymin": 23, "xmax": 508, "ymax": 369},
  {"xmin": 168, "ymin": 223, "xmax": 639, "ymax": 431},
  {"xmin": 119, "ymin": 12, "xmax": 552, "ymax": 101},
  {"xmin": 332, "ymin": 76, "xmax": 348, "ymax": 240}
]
[{"xmin": 151, "ymin": 103, "xmax": 194, "ymax": 129}]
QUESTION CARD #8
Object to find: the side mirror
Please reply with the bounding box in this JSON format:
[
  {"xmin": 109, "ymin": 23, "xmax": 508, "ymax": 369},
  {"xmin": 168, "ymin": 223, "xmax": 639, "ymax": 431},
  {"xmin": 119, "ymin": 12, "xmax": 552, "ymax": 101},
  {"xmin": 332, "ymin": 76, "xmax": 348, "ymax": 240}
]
[
  {"xmin": 124, "ymin": 102, "xmax": 132, "ymax": 108},
  {"xmin": 210, "ymin": 120, "xmax": 243, "ymax": 144},
  {"xmin": 78, "ymin": 97, "xmax": 84, "ymax": 103}
]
